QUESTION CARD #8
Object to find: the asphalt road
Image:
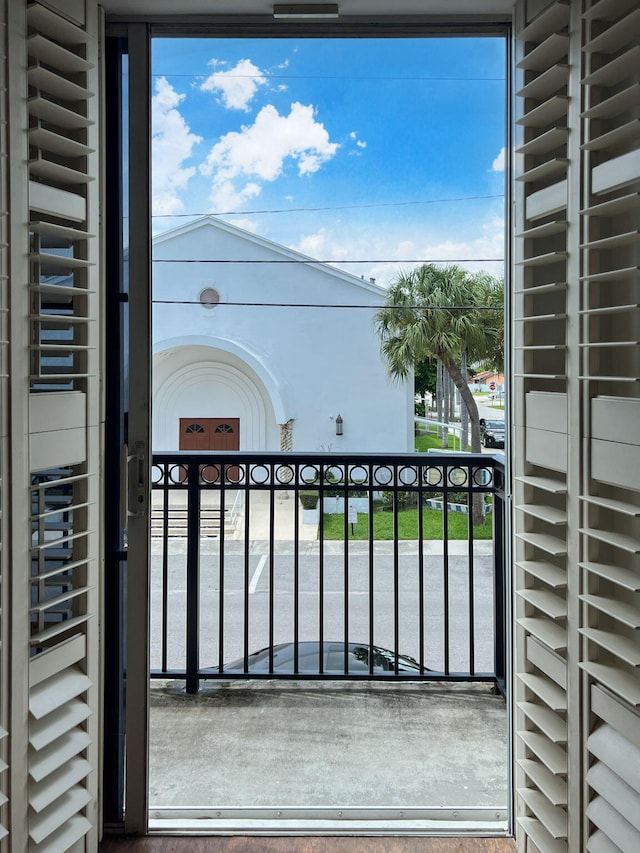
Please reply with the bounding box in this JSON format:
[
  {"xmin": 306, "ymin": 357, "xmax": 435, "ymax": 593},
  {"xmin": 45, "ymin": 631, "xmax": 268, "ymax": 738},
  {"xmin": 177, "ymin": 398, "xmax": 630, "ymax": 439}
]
[{"xmin": 150, "ymin": 543, "xmax": 497, "ymax": 677}]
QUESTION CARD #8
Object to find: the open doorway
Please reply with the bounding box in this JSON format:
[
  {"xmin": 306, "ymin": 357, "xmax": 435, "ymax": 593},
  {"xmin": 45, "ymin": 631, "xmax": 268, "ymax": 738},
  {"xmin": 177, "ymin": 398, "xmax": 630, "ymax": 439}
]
[{"xmin": 110, "ymin": 22, "xmax": 510, "ymax": 835}]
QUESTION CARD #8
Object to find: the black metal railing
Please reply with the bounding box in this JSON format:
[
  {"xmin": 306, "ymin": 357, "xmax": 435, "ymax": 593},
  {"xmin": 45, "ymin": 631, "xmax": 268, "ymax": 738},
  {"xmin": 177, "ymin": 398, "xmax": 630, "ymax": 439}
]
[{"xmin": 150, "ymin": 452, "xmax": 506, "ymax": 695}]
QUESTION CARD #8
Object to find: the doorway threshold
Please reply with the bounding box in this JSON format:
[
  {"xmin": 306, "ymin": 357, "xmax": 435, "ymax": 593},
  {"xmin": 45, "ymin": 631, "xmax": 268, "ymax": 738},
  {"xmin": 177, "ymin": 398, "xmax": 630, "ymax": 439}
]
[{"xmin": 149, "ymin": 807, "xmax": 509, "ymax": 835}]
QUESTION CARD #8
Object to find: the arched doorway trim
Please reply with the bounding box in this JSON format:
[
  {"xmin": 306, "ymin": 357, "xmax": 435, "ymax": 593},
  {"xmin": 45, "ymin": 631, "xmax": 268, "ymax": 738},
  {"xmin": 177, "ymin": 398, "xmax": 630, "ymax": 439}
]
[{"xmin": 154, "ymin": 335, "xmax": 289, "ymax": 424}]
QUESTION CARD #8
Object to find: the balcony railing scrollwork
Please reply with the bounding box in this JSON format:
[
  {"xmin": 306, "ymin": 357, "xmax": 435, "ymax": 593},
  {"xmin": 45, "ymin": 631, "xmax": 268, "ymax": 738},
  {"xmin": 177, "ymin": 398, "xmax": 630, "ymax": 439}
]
[{"xmin": 150, "ymin": 452, "xmax": 506, "ymax": 695}]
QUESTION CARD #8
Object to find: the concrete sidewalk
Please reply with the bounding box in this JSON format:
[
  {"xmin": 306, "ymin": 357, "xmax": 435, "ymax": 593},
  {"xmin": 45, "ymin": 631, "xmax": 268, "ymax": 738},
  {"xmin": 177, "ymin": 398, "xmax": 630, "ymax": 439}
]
[{"xmin": 153, "ymin": 488, "xmax": 319, "ymax": 542}]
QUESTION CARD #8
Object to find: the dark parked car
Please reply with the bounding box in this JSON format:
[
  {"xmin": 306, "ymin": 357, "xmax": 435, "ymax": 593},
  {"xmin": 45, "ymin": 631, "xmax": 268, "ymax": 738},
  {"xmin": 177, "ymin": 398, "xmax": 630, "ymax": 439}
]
[
  {"xmin": 480, "ymin": 418, "xmax": 505, "ymax": 448},
  {"xmin": 206, "ymin": 641, "xmax": 431, "ymax": 676}
]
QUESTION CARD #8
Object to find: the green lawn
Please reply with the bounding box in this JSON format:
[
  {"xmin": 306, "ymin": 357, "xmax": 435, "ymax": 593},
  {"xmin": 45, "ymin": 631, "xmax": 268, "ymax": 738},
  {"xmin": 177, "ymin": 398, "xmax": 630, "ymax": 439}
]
[
  {"xmin": 322, "ymin": 505, "xmax": 493, "ymax": 540},
  {"xmin": 415, "ymin": 431, "xmax": 470, "ymax": 453}
]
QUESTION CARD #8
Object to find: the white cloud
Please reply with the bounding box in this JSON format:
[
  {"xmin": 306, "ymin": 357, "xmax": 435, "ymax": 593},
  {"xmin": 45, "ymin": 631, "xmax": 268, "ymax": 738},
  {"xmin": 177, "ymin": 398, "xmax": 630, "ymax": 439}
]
[
  {"xmin": 491, "ymin": 146, "xmax": 506, "ymax": 172},
  {"xmin": 349, "ymin": 130, "xmax": 367, "ymax": 150},
  {"xmin": 208, "ymin": 179, "xmax": 262, "ymax": 215},
  {"xmin": 288, "ymin": 216, "xmax": 504, "ymax": 288},
  {"xmin": 201, "ymin": 102, "xmax": 339, "ymax": 211},
  {"xmin": 363, "ymin": 217, "xmax": 504, "ymax": 283},
  {"xmin": 397, "ymin": 240, "xmax": 415, "ymax": 254},
  {"xmin": 200, "ymin": 58, "xmax": 267, "ymax": 111},
  {"xmin": 225, "ymin": 217, "xmax": 261, "ymax": 234},
  {"xmin": 152, "ymin": 77, "xmax": 203, "ymax": 216},
  {"xmin": 292, "ymin": 228, "xmax": 350, "ymax": 261}
]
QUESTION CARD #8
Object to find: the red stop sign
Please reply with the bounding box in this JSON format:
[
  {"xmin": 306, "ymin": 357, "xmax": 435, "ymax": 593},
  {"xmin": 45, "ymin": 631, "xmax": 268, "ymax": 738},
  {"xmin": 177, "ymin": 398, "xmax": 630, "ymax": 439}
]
[{"xmin": 489, "ymin": 381, "xmax": 496, "ymax": 391}]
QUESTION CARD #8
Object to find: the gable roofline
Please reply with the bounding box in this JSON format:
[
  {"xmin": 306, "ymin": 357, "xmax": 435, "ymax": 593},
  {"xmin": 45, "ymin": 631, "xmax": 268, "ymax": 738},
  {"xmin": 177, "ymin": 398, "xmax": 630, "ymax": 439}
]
[{"xmin": 152, "ymin": 214, "xmax": 388, "ymax": 298}]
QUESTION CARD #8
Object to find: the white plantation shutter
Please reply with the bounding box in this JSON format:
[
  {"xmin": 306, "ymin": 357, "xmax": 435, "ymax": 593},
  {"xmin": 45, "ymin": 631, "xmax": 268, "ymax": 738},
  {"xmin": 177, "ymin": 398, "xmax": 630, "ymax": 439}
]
[
  {"xmin": 586, "ymin": 688, "xmax": 640, "ymax": 853},
  {"xmin": 514, "ymin": 0, "xmax": 640, "ymax": 851},
  {"xmin": 2, "ymin": 0, "xmax": 102, "ymax": 850},
  {"xmin": 28, "ymin": 637, "xmax": 93, "ymax": 853},
  {"xmin": 580, "ymin": 1, "xmax": 640, "ymax": 851},
  {"xmin": 513, "ymin": 2, "xmax": 571, "ymax": 849}
]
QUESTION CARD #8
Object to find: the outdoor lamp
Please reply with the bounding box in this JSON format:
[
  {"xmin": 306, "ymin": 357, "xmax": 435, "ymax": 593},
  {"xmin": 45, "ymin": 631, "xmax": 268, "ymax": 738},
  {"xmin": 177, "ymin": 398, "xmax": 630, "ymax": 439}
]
[{"xmin": 335, "ymin": 414, "xmax": 343, "ymax": 436}]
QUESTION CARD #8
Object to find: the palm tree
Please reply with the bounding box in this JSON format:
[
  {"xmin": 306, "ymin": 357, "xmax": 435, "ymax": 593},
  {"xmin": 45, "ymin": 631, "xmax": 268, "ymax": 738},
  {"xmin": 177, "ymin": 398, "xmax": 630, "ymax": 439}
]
[{"xmin": 375, "ymin": 264, "xmax": 503, "ymax": 524}]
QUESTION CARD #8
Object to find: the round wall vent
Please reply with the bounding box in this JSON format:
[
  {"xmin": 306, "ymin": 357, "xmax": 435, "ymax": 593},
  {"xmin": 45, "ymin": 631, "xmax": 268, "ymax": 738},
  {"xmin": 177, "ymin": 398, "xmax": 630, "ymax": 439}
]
[{"xmin": 199, "ymin": 287, "xmax": 220, "ymax": 308}]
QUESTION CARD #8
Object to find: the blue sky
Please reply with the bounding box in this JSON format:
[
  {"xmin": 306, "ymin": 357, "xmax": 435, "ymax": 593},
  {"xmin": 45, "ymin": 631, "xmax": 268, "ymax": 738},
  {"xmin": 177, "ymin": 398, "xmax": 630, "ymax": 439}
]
[{"xmin": 151, "ymin": 36, "xmax": 506, "ymax": 285}]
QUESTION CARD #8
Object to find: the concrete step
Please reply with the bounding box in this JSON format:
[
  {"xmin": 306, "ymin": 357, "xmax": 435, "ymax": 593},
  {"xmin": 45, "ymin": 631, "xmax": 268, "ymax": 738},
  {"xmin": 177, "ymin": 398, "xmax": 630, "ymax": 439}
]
[{"xmin": 150, "ymin": 508, "xmax": 236, "ymax": 538}]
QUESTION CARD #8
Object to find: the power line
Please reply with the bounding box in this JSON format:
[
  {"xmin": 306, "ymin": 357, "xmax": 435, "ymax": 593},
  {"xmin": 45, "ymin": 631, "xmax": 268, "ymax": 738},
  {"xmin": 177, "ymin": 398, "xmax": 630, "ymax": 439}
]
[
  {"xmin": 152, "ymin": 72, "xmax": 504, "ymax": 82},
  {"xmin": 149, "ymin": 193, "xmax": 504, "ymax": 218},
  {"xmin": 153, "ymin": 258, "xmax": 504, "ymax": 264},
  {"xmin": 153, "ymin": 299, "xmax": 503, "ymax": 310}
]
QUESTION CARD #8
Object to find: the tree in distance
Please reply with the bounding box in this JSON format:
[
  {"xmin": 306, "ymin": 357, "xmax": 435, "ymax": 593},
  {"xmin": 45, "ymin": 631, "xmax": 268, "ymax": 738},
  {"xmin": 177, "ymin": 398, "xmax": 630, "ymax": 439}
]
[{"xmin": 375, "ymin": 263, "xmax": 503, "ymax": 524}]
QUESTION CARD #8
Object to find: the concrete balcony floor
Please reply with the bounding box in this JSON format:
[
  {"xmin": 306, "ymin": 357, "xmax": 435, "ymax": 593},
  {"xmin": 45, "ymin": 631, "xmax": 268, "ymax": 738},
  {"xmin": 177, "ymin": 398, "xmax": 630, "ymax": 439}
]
[{"xmin": 147, "ymin": 679, "xmax": 508, "ymax": 834}]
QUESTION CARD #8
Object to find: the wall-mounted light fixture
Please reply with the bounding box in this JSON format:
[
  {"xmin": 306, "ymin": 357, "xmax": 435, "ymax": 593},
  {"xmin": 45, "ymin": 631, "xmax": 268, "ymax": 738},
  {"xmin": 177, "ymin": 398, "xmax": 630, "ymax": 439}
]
[
  {"xmin": 335, "ymin": 414, "xmax": 343, "ymax": 436},
  {"xmin": 273, "ymin": 4, "xmax": 339, "ymax": 19}
]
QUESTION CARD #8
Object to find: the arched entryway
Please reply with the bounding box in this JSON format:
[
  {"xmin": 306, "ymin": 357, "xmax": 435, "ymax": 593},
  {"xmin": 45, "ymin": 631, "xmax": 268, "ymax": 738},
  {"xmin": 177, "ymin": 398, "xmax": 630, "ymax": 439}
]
[{"xmin": 153, "ymin": 342, "xmax": 285, "ymax": 451}]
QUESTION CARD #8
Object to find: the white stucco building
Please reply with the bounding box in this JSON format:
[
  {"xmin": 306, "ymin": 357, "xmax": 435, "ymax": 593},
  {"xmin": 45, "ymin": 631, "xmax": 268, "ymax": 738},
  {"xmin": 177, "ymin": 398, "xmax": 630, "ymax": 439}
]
[{"xmin": 152, "ymin": 216, "xmax": 413, "ymax": 453}]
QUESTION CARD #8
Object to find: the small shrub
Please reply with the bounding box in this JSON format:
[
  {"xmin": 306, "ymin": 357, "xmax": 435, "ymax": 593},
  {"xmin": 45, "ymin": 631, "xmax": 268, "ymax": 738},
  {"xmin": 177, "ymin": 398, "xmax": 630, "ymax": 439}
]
[
  {"xmin": 299, "ymin": 490, "xmax": 319, "ymax": 509},
  {"xmin": 380, "ymin": 491, "xmax": 419, "ymax": 512}
]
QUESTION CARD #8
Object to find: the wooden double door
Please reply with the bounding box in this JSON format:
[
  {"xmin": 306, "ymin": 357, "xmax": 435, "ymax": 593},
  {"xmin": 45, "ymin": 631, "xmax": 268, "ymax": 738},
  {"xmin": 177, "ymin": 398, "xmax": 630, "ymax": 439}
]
[{"xmin": 179, "ymin": 417, "xmax": 240, "ymax": 451}]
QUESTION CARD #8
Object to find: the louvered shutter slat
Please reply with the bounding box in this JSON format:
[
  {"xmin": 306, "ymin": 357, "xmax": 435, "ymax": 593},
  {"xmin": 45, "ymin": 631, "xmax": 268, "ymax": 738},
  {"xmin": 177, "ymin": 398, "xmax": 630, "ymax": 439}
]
[
  {"xmin": 30, "ymin": 585, "xmax": 93, "ymax": 614},
  {"xmin": 28, "ymin": 96, "xmax": 93, "ymax": 129},
  {"xmin": 517, "ymin": 701, "xmax": 567, "ymax": 743},
  {"xmin": 580, "ymin": 594, "xmax": 640, "ymax": 628},
  {"xmin": 580, "ymin": 527, "xmax": 640, "ymax": 554},
  {"xmin": 527, "ymin": 636, "xmax": 567, "ymax": 689},
  {"xmin": 517, "ymin": 558, "xmax": 567, "ymax": 587},
  {"xmin": 28, "ymin": 64, "xmax": 93, "ymax": 101},
  {"xmin": 587, "ymin": 764, "xmax": 640, "ymax": 833},
  {"xmin": 29, "ymin": 158, "xmax": 95, "ymax": 186},
  {"xmin": 29, "ymin": 221, "xmax": 94, "ymax": 242},
  {"xmin": 29, "ymin": 253, "xmax": 93, "ymax": 270},
  {"xmin": 28, "ymin": 127, "xmax": 94, "ymax": 159},
  {"xmin": 588, "ymin": 725, "xmax": 640, "ymax": 793},
  {"xmin": 519, "ymin": 731, "xmax": 567, "ymax": 775},
  {"xmin": 30, "ymin": 698, "xmax": 91, "ymax": 751},
  {"xmin": 29, "ymin": 758, "xmax": 91, "ymax": 814},
  {"xmin": 29, "ymin": 667, "xmax": 92, "ymax": 720},
  {"xmin": 517, "ymin": 816, "xmax": 567, "ymax": 853},
  {"xmin": 518, "ymin": 758, "xmax": 568, "ymax": 806},
  {"xmin": 587, "ymin": 829, "xmax": 623, "ymax": 853},
  {"xmin": 519, "ymin": 789, "xmax": 567, "ymax": 839},
  {"xmin": 580, "ymin": 663, "xmax": 640, "ymax": 708},
  {"xmin": 27, "ymin": 814, "xmax": 92, "ymax": 853},
  {"xmin": 515, "ymin": 531, "xmax": 567, "ymax": 556},
  {"xmin": 29, "ymin": 181, "xmax": 86, "ymax": 221},
  {"xmin": 584, "ymin": 7, "xmax": 640, "ymax": 51},
  {"xmin": 29, "ymin": 729, "xmax": 91, "ymax": 785},
  {"xmin": 517, "ymin": 589, "xmax": 567, "ymax": 619},
  {"xmin": 581, "ymin": 627, "xmax": 640, "ymax": 667},
  {"xmin": 586, "ymin": 797, "xmax": 640, "ymax": 853},
  {"xmin": 29, "ymin": 785, "xmax": 91, "ymax": 844},
  {"xmin": 29, "ymin": 614, "xmax": 91, "ymax": 647},
  {"xmin": 520, "ymin": 673, "xmax": 567, "ymax": 711},
  {"xmin": 27, "ymin": 34, "xmax": 92, "ymax": 74},
  {"xmin": 580, "ymin": 561, "xmax": 640, "ymax": 592},
  {"xmin": 26, "ymin": 3, "xmax": 89, "ymax": 43},
  {"xmin": 517, "ymin": 617, "xmax": 566, "ymax": 651}
]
